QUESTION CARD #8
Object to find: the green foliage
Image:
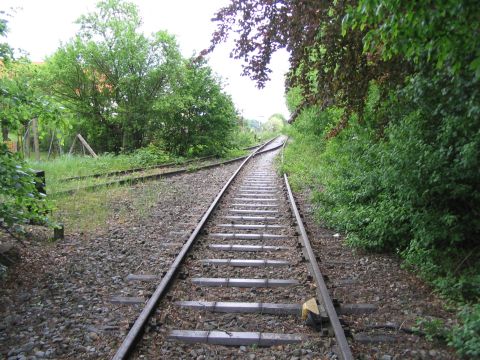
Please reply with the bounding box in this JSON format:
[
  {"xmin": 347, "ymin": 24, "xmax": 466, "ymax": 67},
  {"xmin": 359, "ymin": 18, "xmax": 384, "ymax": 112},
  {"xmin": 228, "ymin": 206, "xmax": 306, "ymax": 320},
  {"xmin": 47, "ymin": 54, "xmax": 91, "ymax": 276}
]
[
  {"xmin": 154, "ymin": 58, "xmax": 237, "ymax": 156},
  {"xmin": 345, "ymin": 0, "xmax": 480, "ymax": 78},
  {"xmin": 0, "ymin": 144, "xmax": 53, "ymax": 232},
  {"xmin": 228, "ymin": 128, "xmax": 259, "ymax": 150},
  {"xmin": 449, "ymin": 304, "xmax": 480, "ymax": 357},
  {"xmin": 243, "ymin": 118, "xmax": 263, "ymax": 132},
  {"xmin": 289, "ymin": 71, "xmax": 480, "ymax": 300},
  {"xmin": 128, "ymin": 144, "xmax": 172, "ymax": 167},
  {"xmin": 44, "ymin": 0, "xmax": 183, "ymax": 152},
  {"xmin": 285, "ymin": 87, "xmax": 303, "ymax": 113},
  {"xmin": 0, "ymin": 10, "xmax": 13, "ymax": 62},
  {"xmin": 263, "ymin": 113, "xmax": 287, "ymax": 133},
  {"xmin": 415, "ymin": 317, "xmax": 448, "ymax": 343},
  {"xmin": 42, "ymin": 0, "xmax": 239, "ymax": 155},
  {"xmin": 280, "ymin": 108, "xmax": 328, "ymax": 190},
  {"xmin": 27, "ymin": 146, "xmax": 175, "ymax": 193},
  {"xmin": 0, "ymin": 60, "xmax": 69, "ymax": 143},
  {"xmin": 217, "ymin": 1, "xmax": 479, "ymax": 357},
  {"xmin": 284, "ymin": 75, "xmax": 480, "ymax": 354}
]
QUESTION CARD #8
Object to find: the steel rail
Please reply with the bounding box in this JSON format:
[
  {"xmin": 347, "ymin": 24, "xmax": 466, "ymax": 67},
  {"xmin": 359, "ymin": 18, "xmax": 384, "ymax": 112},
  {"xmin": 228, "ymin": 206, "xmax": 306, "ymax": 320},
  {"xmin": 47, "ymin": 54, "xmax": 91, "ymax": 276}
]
[
  {"xmin": 64, "ymin": 142, "xmax": 267, "ymax": 182},
  {"xmin": 112, "ymin": 137, "xmax": 283, "ymax": 360},
  {"xmin": 284, "ymin": 173, "xmax": 353, "ymax": 360},
  {"xmin": 53, "ymin": 138, "xmax": 281, "ymax": 197},
  {"xmin": 63, "ymin": 154, "xmax": 217, "ymax": 181}
]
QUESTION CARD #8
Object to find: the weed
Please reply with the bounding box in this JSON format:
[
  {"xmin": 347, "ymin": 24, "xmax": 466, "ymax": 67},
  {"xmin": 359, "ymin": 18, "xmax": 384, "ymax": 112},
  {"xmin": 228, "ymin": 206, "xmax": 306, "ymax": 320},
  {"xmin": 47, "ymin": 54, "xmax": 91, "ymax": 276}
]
[{"xmin": 448, "ymin": 304, "xmax": 480, "ymax": 358}]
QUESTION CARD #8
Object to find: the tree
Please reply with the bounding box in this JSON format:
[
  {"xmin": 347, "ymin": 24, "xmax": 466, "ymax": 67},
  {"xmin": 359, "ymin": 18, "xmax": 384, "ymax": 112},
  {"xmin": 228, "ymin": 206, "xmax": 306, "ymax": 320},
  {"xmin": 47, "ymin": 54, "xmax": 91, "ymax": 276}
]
[
  {"xmin": 45, "ymin": 0, "xmax": 182, "ymax": 152},
  {"xmin": 0, "ymin": 10, "xmax": 67, "ymax": 154},
  {"xmin": 0, "ymin": 61, "xmax": 67, "ymax": 146},
  {"xmin": 154, "ymin": 58, "xmax": 237, "ymax": 156},
  {"xmin": 204, "ymin": 0, "xmax": 408, "ymax": 123},
  {"xmin": 263, "ymin": 113, "xmax": 286, "ymax": 132},
  {"xmin": 0, "ymin": 10, "xmax": 12, "ymax": 63}
]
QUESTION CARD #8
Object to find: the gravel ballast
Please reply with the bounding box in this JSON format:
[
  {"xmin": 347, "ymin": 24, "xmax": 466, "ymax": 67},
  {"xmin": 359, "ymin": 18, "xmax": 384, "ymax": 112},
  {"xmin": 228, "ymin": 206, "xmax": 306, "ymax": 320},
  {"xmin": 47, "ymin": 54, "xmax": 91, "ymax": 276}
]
[
  {"xmin": 0, "ymin": 161, "xmax": 243, "ymax": 359},
  {"xmin": 132, "ymin": 146, "xmax": 332, "ymax": 359}
]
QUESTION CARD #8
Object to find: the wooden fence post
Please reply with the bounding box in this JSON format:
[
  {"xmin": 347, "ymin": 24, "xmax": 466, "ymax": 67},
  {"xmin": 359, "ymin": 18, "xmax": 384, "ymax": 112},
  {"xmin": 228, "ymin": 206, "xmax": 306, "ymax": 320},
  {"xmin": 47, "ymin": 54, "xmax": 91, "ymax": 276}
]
[{"xmin": 77, "ymin": 134, "xmax": 98, "ymax": 158}]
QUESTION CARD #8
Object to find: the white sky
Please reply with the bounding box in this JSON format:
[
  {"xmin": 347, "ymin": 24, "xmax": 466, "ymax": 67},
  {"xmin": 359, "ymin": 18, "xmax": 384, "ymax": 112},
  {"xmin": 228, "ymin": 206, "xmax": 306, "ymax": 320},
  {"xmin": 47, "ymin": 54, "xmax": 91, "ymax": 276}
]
[{"xmin": 1, "ymin": 0, "xmax": 290, "ymax": 122}]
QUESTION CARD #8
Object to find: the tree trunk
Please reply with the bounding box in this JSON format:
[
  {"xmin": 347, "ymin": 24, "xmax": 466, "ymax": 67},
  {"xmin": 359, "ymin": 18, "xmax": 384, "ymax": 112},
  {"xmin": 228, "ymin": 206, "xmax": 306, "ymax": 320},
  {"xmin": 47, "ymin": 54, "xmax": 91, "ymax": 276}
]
[
  {"xmin": 24, "ymin": 125, "xmax": 31, "ymax": 158},
  {"xmin": 32, "ymin": 118, "xmax": 40, "ymax": 161},
  {"xmin": 122, "ymin": 129, "xmax": 128, "ymax": 151},
  {"xmin": 1, "ymin": 120, "xmax": 9, "ymax": 141}
]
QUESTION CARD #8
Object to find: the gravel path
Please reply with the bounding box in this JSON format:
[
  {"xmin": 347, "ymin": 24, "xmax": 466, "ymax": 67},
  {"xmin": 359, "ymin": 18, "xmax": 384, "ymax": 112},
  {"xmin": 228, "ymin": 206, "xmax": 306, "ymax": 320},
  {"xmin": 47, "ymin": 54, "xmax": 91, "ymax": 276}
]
[{"xmin": 0, "ymin": 161, "xmax": 242, "ymax": 359}]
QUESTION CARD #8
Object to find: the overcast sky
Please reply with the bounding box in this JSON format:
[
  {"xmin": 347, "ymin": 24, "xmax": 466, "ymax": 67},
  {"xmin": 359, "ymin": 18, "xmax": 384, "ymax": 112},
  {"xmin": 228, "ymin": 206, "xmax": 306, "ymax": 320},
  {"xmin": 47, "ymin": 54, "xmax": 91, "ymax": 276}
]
[{"xmin": 1, "ymin": 0, "xmax": 290, "ymax": 122}]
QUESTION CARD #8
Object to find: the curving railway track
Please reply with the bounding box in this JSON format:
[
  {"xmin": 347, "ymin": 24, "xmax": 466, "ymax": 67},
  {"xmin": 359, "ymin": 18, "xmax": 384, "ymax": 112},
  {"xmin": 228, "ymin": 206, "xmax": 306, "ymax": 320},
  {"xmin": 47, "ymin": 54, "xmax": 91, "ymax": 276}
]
[
  {"xmin": 112, "ymin": 136, "xmax": 353, "ymax": 359},
  {"xmin": 54, "ymin": 139, "xmax": 278, "ymax": 196}
]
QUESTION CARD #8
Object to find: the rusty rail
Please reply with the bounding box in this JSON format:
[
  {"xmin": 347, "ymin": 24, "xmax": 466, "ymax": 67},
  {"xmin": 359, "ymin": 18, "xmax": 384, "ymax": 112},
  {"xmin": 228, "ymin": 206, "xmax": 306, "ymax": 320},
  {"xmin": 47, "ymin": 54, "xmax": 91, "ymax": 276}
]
[
  {"xmin": 54, "ymin": 137, "xmax": 281, "ymax": 196},
  {"xmin": 284, "ymin": 176, "xmax": 353, "ymax": 360}
]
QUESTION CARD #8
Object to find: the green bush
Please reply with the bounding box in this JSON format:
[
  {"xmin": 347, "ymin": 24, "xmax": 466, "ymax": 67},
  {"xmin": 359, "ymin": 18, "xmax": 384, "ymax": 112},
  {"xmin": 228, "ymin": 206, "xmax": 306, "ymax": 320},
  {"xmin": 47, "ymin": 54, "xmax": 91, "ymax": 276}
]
[
  {"xmin": 0, "ymin": 144, "xmax": 53, "ymax": 233},
  {"xmin": 283, "ymin": 70, "xmax": 480, "ymax": 357},
  {"xmin": 228, "ymin": 128, "xmax": 259, "ymax": 150},
  {"xmin": 449, "ymin": 304, "xmax": 480, "ymax": 358},
  {"xmin": 293, "ymin": 71, "xmax": 480, "ymax": 303},
  {"xmin": 129, "ymin": 144, "xmax": 172, "ymax": 166}
]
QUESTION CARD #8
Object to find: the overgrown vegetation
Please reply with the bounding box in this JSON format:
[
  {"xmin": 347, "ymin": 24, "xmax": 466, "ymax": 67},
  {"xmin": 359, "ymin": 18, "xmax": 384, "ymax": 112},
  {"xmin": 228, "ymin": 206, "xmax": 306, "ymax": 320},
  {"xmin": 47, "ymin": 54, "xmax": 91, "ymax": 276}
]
[
  {"xmin": 43, "ymin": 0, "xmax": 238, "ymax": 155},
  {"xmin": 210, "ymin": 0, "xmax": 480, "ymax": 356},
  {"xmin": 0, "ymin": 13, "xmax": 55, "ymax": 236},
  {"xmin": 0, "ymin": 144, "xmax": 53, "ymax": 233}
]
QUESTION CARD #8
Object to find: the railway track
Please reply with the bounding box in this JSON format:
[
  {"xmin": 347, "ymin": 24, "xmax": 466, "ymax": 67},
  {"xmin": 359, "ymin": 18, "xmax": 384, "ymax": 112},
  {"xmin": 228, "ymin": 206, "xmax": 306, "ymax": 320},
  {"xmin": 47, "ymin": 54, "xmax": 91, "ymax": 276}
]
[
  {"xmin": 62, "ymin": 141, "xmax": 266, "ymax": 182},
  {"xmin": 54, "ymin": 139, "xmax": 278, "ymax": 196},
  {"xmin": 112, "ymin": 136, "xmax": 353, "ymax": 359}
]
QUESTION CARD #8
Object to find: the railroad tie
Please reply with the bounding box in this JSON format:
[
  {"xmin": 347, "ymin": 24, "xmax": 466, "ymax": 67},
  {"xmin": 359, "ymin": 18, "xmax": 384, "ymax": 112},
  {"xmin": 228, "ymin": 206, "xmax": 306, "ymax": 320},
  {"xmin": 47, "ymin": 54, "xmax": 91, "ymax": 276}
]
[
  {"xmin": 216, "ymin": 223, "xmax": 286, "ymax": 230},
  {"xmin": 233, "ymin": 197, "xmax": 278, "ymax": 202},
  {"xmin": 209, "ymin": 233, "xmax": 288, "ymax": 240},
  {"xmin": 176, "ymin": 301, "xmax": 301, "ymax": 315},
  {"xmin": 168, "ymin": 330, "xmax": 304, "ymax": 346},
  {"xmin": 240, "ymin": 185, "xmax": 278, "ymax": 192},
  {"xmin": 231, "ymin": 203, "xmax": 279, "ymax": 207},
  {"xmin": 200, "ymin": 259, "xmax": 290, "ymax": 267},
  {"xmin": 238, "ymin": 187, "xmax": 277, "ymax": 191},
  {"xmin": 237, "ymin": 192, "xmax": 279, "ymax": 198},
  {"xmin": 224, "ymin": 215, "xmax": 277, "ymax": 222},
  {"xmin": 191, "ymin": 277, "xmax": 299, "ymax": 288},
  {"xmin": 229, "ymin": 209, "xmax": 279, "ymax": 214},
  {"xmin": 126, "ymin": 274, "xmax": 159, "ymax": 282},
  {"xmin": 209, "ymin": 244, "xmax": 291, "ymax": 252}
]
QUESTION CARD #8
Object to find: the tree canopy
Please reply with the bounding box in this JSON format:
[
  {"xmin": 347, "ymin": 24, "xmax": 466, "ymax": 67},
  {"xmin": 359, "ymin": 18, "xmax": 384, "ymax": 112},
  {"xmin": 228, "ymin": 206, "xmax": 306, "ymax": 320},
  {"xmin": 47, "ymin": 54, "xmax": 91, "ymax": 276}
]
[
  {"xmin": 154, "ymin": 58, "xmax": 237, "ymax": 156},
  {"xmin": 44, "ymin": 0, "xmax": 183, "ymax": 151},
  {"xmin": 44, "ymin": 0, "xmax": 237, "ymax": 155}
]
